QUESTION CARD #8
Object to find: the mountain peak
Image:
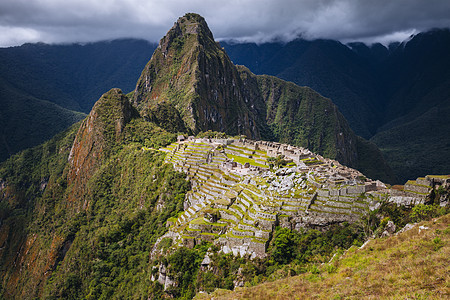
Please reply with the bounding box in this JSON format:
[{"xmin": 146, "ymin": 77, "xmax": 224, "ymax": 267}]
[
  {"xmin": 132, "ymin": 13, "xmax": 262, "ymax": 138},
  {"xmin": 67, "ymin": 88, "xmax": 136, "ymax": 210},
  {"xmin": 130, "ymin": 13, "xmax": 393, "ymax": 179},
  {"xmin": 177, "ymin": 13, "xmax": 210, "ymax": 34},
  {"xmin": 158, "ymin": 13, "xmax": 214, "ymax": 56}
]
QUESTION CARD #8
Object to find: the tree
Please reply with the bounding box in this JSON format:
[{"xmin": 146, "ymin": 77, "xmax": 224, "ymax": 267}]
[{"xmin": 270, "ymin": 228, "xmax": 297, "ymax": 264}]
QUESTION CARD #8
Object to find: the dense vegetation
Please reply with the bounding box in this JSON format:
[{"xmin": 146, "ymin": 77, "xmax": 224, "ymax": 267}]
[
  {"xmin": 223, "ymin": 29, "xmax": 450, "ymax": 182},
  {"xmin": 0, "ymin": 107, "xmax": 190, "ymax": 298},
  {"xmin": 0, "ymin": 14, "xmax": 449, "ymax": 299},
  {"xmin": 147, "ymin": 198, "xmax": 448, "ymax": 299},
  {"xmin": 0, "ymin": 39, "xmax": 157, "ymax": 162},
  {"xmin": 2, "ymin": 28, "xmax": 450, "ymax": 181},
  {"xmin": 0, "ymin": 101, "xmax": 448, "ymax": 299},
  {"xmin": 0, "ymin": 78, "xmax": 85, "ymax": 162},
  {"xmin": 43, "ymin": 145, "xmax": 189, "ymax": 299},
  {"xmin": 200, "ymin": 214, "xmax": 450, "ymax": 299},
  {"xmin": 257, "ymin": 74, "xmax": 355, "ymax": 164},
  {"xmin": 1, "ymin": 13, "xmax": 396, "ymax": 183}
]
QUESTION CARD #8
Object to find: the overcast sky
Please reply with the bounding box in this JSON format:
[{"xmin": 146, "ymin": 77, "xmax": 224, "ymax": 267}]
[{"xmin": 1, "ymin": 0, "xmax": 450, "ymax": 47}]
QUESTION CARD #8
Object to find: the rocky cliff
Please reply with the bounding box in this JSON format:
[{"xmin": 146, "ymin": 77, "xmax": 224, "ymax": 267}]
[
  {"xmin": 132, "ymin": 13, "xmax": 392, "ymax": 181},
  {"xmin": 0, "ymin": 89, "xmax": 138, "ymax": 298},
  {"xmin": 67, "ymin": 88, "xmax": 137, "ymax": 210},
  {"xmin": 133, "ymin": 13, "xmax": 262, "ymax": 139},
  {"xmin": 0, "ymin": 13, "xmax": 414, "ymax": 299}
]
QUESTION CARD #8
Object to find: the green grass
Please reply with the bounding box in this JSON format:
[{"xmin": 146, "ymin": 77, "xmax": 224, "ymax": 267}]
[
  {"xmin": 200, "ymin": 232, "xmax": 219, "ymax": 236},
  {"xmin": 190, "ymin": 217, "xmax": 207, "ymax": 225},
  {"xmin": 200, "ymin": 214, "xmax": 450, "ymax": 300},
  {"xmin": 226, "ymin": 153, "xmax": 267, "ymax": 168},
  {"xmin": 405, "ymin": 180, "xmax": 432, "ymax": 188},
  {"xmin": 428, "ymin": 175, "xmax": 450, "ymax": 179},
  {"xmin": 186, "ymin": 227, "xmax": 202, "ymax": 232}
]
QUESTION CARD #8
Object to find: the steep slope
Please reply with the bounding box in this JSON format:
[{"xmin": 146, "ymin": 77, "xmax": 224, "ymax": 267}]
[
  {"xmin": 0, "ymin": 88, "xmax": 135, "ymax": 297},
  {"xmin": 0, "ymin": 14, "xmax": 447, "ymax": 299},
  {"xmin": 0, "ymin": 21, "xmax": 395, "ymax": 181},
  {"xmin": 223, "ymin": 30, "xmax": 450, "ymax": 182},
  {"xmin": 132, "ymin": 14, "xmax": 393, "ymax": 181},
  {"xmin": 0, "ymin": 109, "xmax": 445, "ymax": 299},
  {"xmin": 255, "ymin": 73, "xmax": 356, "ymax": 164},
  {"xmin": 0, "ymin": 39, "xmax": 157, "ymax": 113},
  {"xmin": 222, "ymin": 39, "xmax": 385, "ymax": 139},
  {"xmin": 0, "ymin": 124, "xmax": 81, "ymax": 299},
  {"xmin": 66, "ymin": 88, "xmax": 138, "ymax": 210},
  {"xmin": 198, "ymin": 213, "xmax": 450, "ymax": 299},
  {"xmin": 133, "ymin": 13, "xmax": 264, "ymax": 139},
  {"xmin": 0, "ymin": 88, "xmax": 187, "ymax": 298},
  {"xmin": 0, "ymin": 39, "xmax": 157, "ymax": 162},
  {"xmin": 2, "ymin": 28, "xmax": 449, "ymax": 181},
  {"xmin": 0, "ymin": 77, "xmax": 85, "ymax": 162},
  {"xmin": 371, "ymin": 29, "xmax": 450, "ymax": 182},
  {"xmin": 382, "ymin": 29, "xmax": 450, "ymax": 125}
]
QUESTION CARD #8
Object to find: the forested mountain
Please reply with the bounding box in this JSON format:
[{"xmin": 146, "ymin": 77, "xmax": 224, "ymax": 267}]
[
  {"xmin": 222, "ymin": 29, "xmax": 450, "ymax": 182},
  {"xmin": 0, "ymin": 39, "xmax": 157, "ymax": 161},
  {"xmin": 0, "ymin": 78, "xmax": 84, "ymax": 163},
  {"xmin": 0, "ymin": 14, "xmax": 448, "ymax": 299},
  {"xmin": 129, "ymin": 13, "xmax": 392, "ymax": 181},
  {"xmin": 223, "ymin": 39, "xmax": 384, "ymax": 139},
  {"xmin": 3, "ymin": 29, "xmax": 449, "ymax": 181}
]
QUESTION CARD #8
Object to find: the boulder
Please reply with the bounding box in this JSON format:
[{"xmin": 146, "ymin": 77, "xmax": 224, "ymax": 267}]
[{"xmin": 385, "ymin": 220, "xmax": 396, "ymax": 234}]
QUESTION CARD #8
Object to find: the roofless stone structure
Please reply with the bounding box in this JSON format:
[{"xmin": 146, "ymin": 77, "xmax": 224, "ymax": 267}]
[{"xmin": 151, "ymin": 138, "xmax": 447, "ymax": 258}]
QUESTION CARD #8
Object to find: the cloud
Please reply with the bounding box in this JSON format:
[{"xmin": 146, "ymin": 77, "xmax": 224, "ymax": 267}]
[
  {"xmin": 0, "ymin": 26, "xmax": 42, "ymax": 46},
  {"xmin": 0, "ymin": 0, "xmax": 450, "ymax": 47}
]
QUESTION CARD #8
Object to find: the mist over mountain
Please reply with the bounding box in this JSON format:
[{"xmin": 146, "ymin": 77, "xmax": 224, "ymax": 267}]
[
  {"xmin": 0, "ymin": 13, "xmax": 448, "ymax": 300},
  {"xmin": 1, "ymin": 26, "xmax": 449, "ymax": 182},
  {"xmin": 223, "ymin": 28, "xmax": 450, "ymax": 182},
  {"xmin": 130, "ymin": 14, "xmax": 393, "ymax": 181}
]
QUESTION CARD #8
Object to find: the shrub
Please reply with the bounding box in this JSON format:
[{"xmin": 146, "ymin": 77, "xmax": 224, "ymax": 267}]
[
  {"xmin": 432, "ymin": 237, "xmax": 444, "ymax": 251},
  {"xmin": 270, "ymin": 227, "xmax": 298, "ymax": 264},
  {"xmin": 410, "ymin": 204, "xmax": 441, "ymax": 222}
]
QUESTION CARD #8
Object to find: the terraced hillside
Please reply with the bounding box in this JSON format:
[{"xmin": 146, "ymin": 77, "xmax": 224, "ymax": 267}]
[
  {"xmin": 196, "ymin": 213, "xmax": 450, "ymax": 299},
  {"xmin": 155, "ymin": 137, "xmax": 391, "ymax": 258},
  {"xmin": 130, "ymin": 13, "xmax": 395, "ymax": 183}
]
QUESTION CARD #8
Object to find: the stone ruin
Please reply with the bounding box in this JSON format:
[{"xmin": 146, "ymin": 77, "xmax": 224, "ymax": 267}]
[{"xmin": 152, "ymin": 137, "xmax": 447, "ymax": 259}]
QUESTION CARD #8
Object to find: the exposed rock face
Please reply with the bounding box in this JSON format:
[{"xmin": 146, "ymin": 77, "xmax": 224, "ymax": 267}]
[
  {"xmin": 156, "ymin": 138, "xmax": 387, "ymax": 258},
  {"xmin": 67, "ymin": 88, "xmax": 136, "ymax": 210},
  {"xmin": 157, "ymin": 264, "xmax": 175, "ymax": 290},
  {"xmin": 0, "ymin": 89, "xmax": 140, "ymax": 299},
  {"xmin": 0, "ymin": 13, "xmax": 422, "ymax": 299},
  {"xmin": 133, "ymin": 13, "xmax": 262, "ymax": 138},
  {"xmin": 132, "ymin": 13, "xmax": 372, "ymax": 171},
  {"xmin": 381, "ymin": 220, "xmax": 396, "ymax": 237},
  {"xmin": 0, "ymin": 178, "xmax": 13, "ymax": 204},
  {"xmin": 155, "ymin": 138, "xmax": 447, "ymax": 258}
]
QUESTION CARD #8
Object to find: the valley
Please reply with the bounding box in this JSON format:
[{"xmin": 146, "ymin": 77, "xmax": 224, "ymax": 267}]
[{"xmin": 2, "ymin": 27, "xmax": 449, "ymax": 183}]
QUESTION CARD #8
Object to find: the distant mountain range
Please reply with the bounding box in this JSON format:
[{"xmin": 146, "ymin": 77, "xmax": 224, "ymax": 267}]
[
  {"xmin": 222, "ymin": 29, "xmax": 450, "ymax": 182},
  {"xmin": 0, "ymin": 39, "xmax": 157, "ymax": 161},
  {"xmin": 1, "ymin": 29, "xmax": 449, "ymax": 182},
  {"xmin": 129, "ymin": 13, "xmax": 391, "ymax": 181},
  {"xmin": 0, "ymin": 14, "xmax": 448, "ymax": 299}
]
